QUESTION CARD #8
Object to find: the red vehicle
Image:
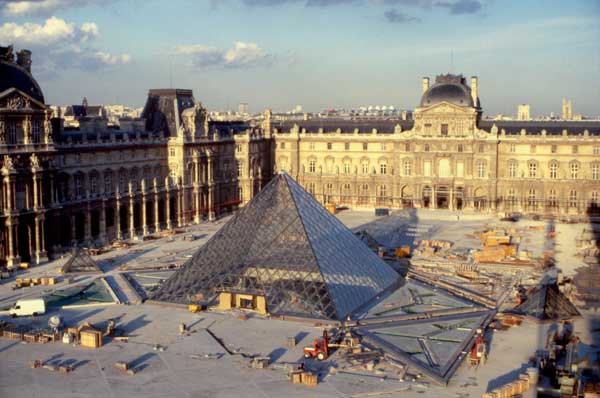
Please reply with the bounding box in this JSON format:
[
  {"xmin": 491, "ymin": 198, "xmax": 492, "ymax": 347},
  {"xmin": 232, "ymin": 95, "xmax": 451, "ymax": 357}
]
[
  {"xmin": 470, "ymin": 329, "xmax": 487, "ymax": 366},
  {"xmin": 303, "ymin": 330, "xmax": 338, "ymax": 361}
]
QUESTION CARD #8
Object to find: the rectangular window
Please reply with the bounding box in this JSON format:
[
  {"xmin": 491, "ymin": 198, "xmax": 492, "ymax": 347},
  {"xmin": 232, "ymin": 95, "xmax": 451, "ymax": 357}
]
[
  {"xmin": 592, "ymin": 164, "xmax": 600, "ymax": 180},
  {"xmin": 380, "ymin": 163, "xmax": 387, "ymax": 175},
  {"xmin": 530, "ymin": 144, "xmax": 536, "ymax": 154},
  {"xmin": 404, "ymin": 160, "xmax": 411, "ymax": 176},
  {"xmin": 440, "ymin": 124, "xmax": 448, "ymax": 136},
  {"xmin": 280, "ymin": 142, "xmax": 286, "ymax": 149},
  {"xmin": 529, "ymin": 163, "xmax": 537, "ymax": 178},
  {"xmin": 236, "ymin": 144, "xmax": 242, "ymax": 152},
  {"xmin": 344, "ymin": 142, "xmax": 349, "ymax": 150},
  {"xmin": 169, "ymin": 148, "xmax": 175, "ymax": 157},
  {"xmin": 362, "ymin": 162, "xmax": 369, "ymax": 175},
  {"xmin": 477, "ymin": 162, "xmax": 486, "ymax": 178},
  {"xmin": 594, "ymin": 145, "xmax": 599, "ymax": 155},
  {"xmin": 569, "ymin": 190, "xmax": 578, "ymax": 207},
  {"xmin": 456, "ymin": 161, "xmax": 464, "ymax": 177},
  {"xmin": 405, "ymin": 143, "xmax": 411, "ymax": 152},
  {"xmin": 381, "ymin": 142, "xmax": 387, "ymax": 151},
  {"xmin": 344, "ymin": 162, "xmax": 350, "ymax": 174},
  {"xmin": 572, "ymin": 145, "xmax": 578, "ymax": 154},
  {"xmin": 479, "ymin": 143, "xmax": 485, "ymax": 153},
  {"xmin": 104, "ymin": 174, "xmax": 112, "ymax": 193},
  {"xmin": 509, "ymin": 162, "xmax": 517, "ymax": 178},
  {"xmin": 571, "ymin": 163, "xmax": 579, "ymax": 179},
  {"xmin": 362, "ymin": 143, "xmax": 368, "ymax": 151},
  {"xmin": 308, "ymin": 160, "xmax": 315, "ymax": 173},
  {"xmin": 510, "ymin": 144, "xmax": 516, "ymax": 153},
  {"xmin": 32, "ymin": 120, "xmax": 42, "ymax": 143},
  {"xmin": 237, "ymin": 162, "xmax": 243, "ymax": 177},
  {"xmin": 550, "ymin": 163, "xmax": 557, "ymax": 179},
  {"xmin": 551, "ymin": 144, "xmax": 557, "ymax": 154},
  {"xmin": 7, "ymin": 121, "xmax": 17, "ymax": 144},
  {"xmin": 309, "ymin": 142, "xmax": 315, "ymax": 150},
  {"xmin": 327, "ymin": 142, "xmax": 332, "ymax": 150},
  {"xmin": 90, "ymin": 176, "xmax": 97, "ymax": 194},
  {"xmin": 424, "ymin": 160, "xmax": 431, "ymax": 177},
  {"xmin": 424, "ymin": 123, "xmax": 432, "ymax": 134}
]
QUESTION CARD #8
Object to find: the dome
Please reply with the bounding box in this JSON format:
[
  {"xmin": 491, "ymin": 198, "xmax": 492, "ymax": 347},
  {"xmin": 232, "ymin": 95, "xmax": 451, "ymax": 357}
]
[
  {"xmin": 420, "ymin": 74, "xmax": 474, "ymax": 108},
  {"xmin": 0, "ymin": 60, "xmax": 45, "ymax": 104}
]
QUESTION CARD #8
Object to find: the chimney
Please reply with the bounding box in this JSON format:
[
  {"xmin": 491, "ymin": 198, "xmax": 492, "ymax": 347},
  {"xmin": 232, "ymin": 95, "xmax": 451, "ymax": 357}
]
[
  {"xmin": 16, "ymin": 49, "xmax": 32, "ymax": 73},
  {"xmin": 471, "ymin": 76, "xmax": 478, "ymax": 107},
  {"xmin": 422, "ymin": 77, "xmax": 429, "ymax": 94}
]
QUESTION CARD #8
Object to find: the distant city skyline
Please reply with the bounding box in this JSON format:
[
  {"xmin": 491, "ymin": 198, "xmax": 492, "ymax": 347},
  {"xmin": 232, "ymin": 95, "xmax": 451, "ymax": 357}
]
[{"xmin": 0, "ymin": 0, "xmax": 598, "ymax": 116}]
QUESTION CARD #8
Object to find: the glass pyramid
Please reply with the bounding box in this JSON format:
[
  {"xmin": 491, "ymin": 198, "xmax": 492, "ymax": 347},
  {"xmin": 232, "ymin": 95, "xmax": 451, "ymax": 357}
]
[
  {"xmin": 61, "ymin": 248, "xmax": 102, "ymax": 274},
  {"xmin": 151, "ymin": 172, "xmax": 399, "ymax": 320}
]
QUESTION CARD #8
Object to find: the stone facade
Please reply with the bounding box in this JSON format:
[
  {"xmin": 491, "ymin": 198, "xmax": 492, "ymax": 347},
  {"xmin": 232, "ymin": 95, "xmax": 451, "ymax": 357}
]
[
  {"xmin": 272, "ymin": 75, "xmax": 600, "ymax": 217},
  {"xmin": 2, "ymin": 50, "xmax": 599, "ymax": 267},
  {"xmin": 1, "ymin": 52, "xmax": 272, "ymax": 266}
]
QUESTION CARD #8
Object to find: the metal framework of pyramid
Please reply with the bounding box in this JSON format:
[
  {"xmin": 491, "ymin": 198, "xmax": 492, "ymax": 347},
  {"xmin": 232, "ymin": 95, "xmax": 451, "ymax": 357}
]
[
  {"xmin": 60, "ymin": 248, "xmax": 102, "ymax": 274},
  {"xmin": 151, "ymin": 172, "xmax": 400, "ymax": 320},
  {"xmin": 511, "ymin": 282, "xmax": 580, "ymax": 321}
]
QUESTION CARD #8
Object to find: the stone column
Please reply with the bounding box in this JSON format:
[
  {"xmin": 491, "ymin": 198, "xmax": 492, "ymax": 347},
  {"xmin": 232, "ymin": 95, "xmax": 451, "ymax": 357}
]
[
  {"xmin": 115, "ymin": 194, "xmax": 123, "ymax": 240},
  {"xmin": 431, "ymin": 186, "xmax": 436, "ymax": 209},
  {"xmin": 128, "ymin": 182, "xmax": 136, "ymax": 239},
  {"xmin": 153, "ymin": 178, "xmax": 160, "ymax": 232},
  {"xmin": 177, "ymin": 181, "xmax": 183, "ymax": 227},
  {"xmin": 6, "ymin": 218, "xmax": 20, "ymax": 268},
  {"xmin": 33, "ymin": 174, "xmax": 40, "ymax": 209},
  {"xmin": 70, "ymin": 214, "xmax": 77, "ymax": 246},
  {"xmin": 84, "ymin": 203, "xmax": 92, "ymax": 244},
  {"xmin": 194, "ymin": 185, "xmax": 201, "ymax": 223},
  {"xmin": 33, "ymin": 214, "xmax": 47, "ymax": 264},
  {"xmin": 141, "ymin": 180, "xmax": 149, "ymax": 236},
  {"xmin": 99, "ymin": 199, "xmax": 107, "ymax": 245},
  {"xmin": 449, "ymin": 185, "xmax": 454, "ymax": 211},
  {"xmin": 165, "ymin": 177, "xmax": 172, "ymax": 230},
  {"xmin": 207, "ymin": 157, "xmax": 216, "ymax": 221}
]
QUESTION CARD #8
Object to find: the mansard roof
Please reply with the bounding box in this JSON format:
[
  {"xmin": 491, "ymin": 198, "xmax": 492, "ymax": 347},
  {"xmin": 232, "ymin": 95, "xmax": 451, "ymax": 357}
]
[
  {"xmin": 274, "ymin": 119, "xmax": 415, "ymax": 134},
  {"xmin": 479, "ymin": 120, "xmax": 600, "ymax": 135}
]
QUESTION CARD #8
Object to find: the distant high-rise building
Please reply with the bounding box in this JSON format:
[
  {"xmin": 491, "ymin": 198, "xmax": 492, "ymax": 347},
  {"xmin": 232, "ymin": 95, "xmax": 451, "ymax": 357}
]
[
  {"xmin": 517, "ymin": 104, "xmax": 531, "ymax": 120},
  {"xmin": 238, "ymin": 102, "xmax": 249, "ymax": 115},
  {"xmin": 562, "ymin": 98, "xmax": 572, "ymax": 120}
]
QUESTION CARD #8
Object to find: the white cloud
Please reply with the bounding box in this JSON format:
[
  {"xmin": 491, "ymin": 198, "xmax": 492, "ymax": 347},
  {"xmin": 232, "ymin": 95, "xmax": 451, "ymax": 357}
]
[
  {"xmin": 2, "ymin": 0, "xmax": 103, "ymax": 17},
  {"xmin": 176, "ymin": 41, "xmax": 272, "ymax": 68},
  {"xmin": 0, "ymin": 17, "xmax": 130, "ymax": 75}
]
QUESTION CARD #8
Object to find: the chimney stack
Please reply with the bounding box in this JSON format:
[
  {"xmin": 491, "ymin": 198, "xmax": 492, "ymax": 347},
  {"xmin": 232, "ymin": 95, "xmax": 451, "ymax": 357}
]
[
  {"xmin": 16, "ymin": 49, "xmax": 32, "ymax": 73},
  {"xmin": 470, "ymin": 76, "xmax": 478, "ymax": 107},
  {"xmin": 422, "ymin": 77, "xmax": 429, "ymax": 94}
]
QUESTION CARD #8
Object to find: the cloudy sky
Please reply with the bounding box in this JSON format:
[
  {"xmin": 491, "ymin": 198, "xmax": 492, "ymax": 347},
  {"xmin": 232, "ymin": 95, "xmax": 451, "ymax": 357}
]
[{"xmin": 0, "ymin": 0, "xmax": 599, "ymax": 116}]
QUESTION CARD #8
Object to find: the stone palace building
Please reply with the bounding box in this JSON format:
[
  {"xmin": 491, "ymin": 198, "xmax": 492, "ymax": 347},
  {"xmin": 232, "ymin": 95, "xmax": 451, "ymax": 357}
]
[{"xmin": 1, "ymin": 45, "xmax": 599, "ymax": 266}]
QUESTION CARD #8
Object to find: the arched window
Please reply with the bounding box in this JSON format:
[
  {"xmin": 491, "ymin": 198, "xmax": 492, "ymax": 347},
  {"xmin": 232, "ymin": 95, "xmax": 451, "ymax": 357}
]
[
  {"xmin": 570, "ymin": 163, "xmax": 579, "ymax": 179},
  {"xmin": 569, "ymin": 190, "xmax": 578, "ymax": 207},
  {"xmin": 509, "ymin": 161, "xmax": 517, "ymax": 178},
  {"xmin": 341, "ymin": 183, "xmax": 352, "ymax": 204},
  {"xmin": 307, "ymin": 182, "xmax": 315, "ymax": 195},
  {"xmin": 548, "ymin": 189, "xmax": 558, "ymax": 208},
  {"xmin": 358, "ymin": 184, "xmax": 369, "ymax": 205},
  {"xmin": 528, "ymin": 162, "xmax": 537, "ymax": 178},
  {"xmin": 308, "ymin": 160, "xmax": 316, "ymax": 173},
  {"xmin": 457, "ymin": 144, "xmax": 463, "ymax": 153},
  {"xmin": 380, "ymin": 163, "xmax": 387, "ymax": 175},
  {"xmin": 549, "ymin": 162, "xmax": 558, "ymax": 179},
  {"xmin": 527, "ymin": 188, "xmax": 536, "ymax": 209}
]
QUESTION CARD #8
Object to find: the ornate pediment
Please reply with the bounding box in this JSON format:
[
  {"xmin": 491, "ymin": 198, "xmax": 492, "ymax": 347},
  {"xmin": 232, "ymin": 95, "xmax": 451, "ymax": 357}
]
[
  {"xmin": 0, "ymin": 88, "xmax": 46, "ymax": 111},
  {"xmin": 418, "ymin": 101, "xmax": 472, "ymax": 115}
]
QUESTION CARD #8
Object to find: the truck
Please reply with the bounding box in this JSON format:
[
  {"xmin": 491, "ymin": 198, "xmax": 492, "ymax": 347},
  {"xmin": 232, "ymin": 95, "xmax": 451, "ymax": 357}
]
[{"xmin": 9, "ymin": 298, "xmax": 46, "ymax": 317}]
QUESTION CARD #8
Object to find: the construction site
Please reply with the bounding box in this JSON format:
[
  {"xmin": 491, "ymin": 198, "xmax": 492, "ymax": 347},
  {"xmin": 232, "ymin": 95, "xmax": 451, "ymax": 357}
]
[{"xmin": 0, "ymin": 173, "xmax": 598, "ymax": 398}]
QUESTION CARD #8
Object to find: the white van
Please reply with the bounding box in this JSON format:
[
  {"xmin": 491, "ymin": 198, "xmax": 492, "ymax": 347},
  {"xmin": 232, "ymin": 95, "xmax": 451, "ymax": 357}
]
[{"xmin": 9, "ymin": 298, "xmax": 46, "ymax": 317}]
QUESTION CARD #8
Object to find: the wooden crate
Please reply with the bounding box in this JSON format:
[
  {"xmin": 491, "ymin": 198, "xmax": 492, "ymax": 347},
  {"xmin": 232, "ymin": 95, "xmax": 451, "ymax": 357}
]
[
  {"xmin": 23, "ymin": 332, "xmax": 39, "ymax": 343},
  {"xmin": 290, "ymin": 371, "xmax": 303, "ymax": 384},
  {"xmin": 4, "ymin": 329, "xmax": 23, "ymax": 340},
  {"xmin": 80, "ymin": 329, "xmax": 102, "ymax": 348},
  {"xmin": 302, "ymin": 372, "xmax": 317, "ymax": 387},
  {"xmin": 285, "ymin": 336, "xmax": 297, "ymax": 347},
  {"xmin": 30, "ymin": 360, "xmax": 42, "ymax": 369},
  {"xmin": 115, "ymin": 361, "xmax": 129, "ymax": 371}
]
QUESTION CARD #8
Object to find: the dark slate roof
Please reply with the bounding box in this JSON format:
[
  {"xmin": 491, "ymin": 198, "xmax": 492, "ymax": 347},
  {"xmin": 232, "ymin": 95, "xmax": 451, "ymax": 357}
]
[
  {"xmin": 420, "ymin": 74, "xmax": 475, "ymax": 108},
  {"xmin": 479, "ymin": 120, "xmax": 600, "ymax": 135},
  {"xmin": 64, "ymin": 105, "xmax": 86, "ymax": 117},
  {"xmin": 141, "ymin": 89, "xmax": 195, "ymax": 137},
  {"xmin": 421, "ymin": 83, "xmax": 473, "ymax": 108},
  {"xmin": 210, "ymin": 121, "xmax": 251, "ymax": 137},
  {"xmin": 0, "ymin": 60, "xmax": 44, "ymax": 103},
  {"xmin": 274, "ymin": 118, "xmax": 414, "ymax": 134}
]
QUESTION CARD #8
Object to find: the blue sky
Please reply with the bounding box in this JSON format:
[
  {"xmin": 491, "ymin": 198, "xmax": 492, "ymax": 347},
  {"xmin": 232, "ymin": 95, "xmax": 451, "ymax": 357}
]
[{"xmin": 1, "ymin": 0, "xmax": 599, "ymax": 116}]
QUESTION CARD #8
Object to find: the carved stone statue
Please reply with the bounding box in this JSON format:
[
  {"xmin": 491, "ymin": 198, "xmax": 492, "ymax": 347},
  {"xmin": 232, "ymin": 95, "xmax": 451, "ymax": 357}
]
[
  {"xmin": 0, "ymin": 45, "xmax": 14, "ymax": 63},
  {"xmin": 30, "ymin": 153, "xmax": 40, "ymax": 168},
  {"xmin": 181, "ymin": 102, "xmax": 208, "ymax": 137},
  {"xmin": 2, "ymin": 155, "xmax": 14, "ymax": 171}
]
